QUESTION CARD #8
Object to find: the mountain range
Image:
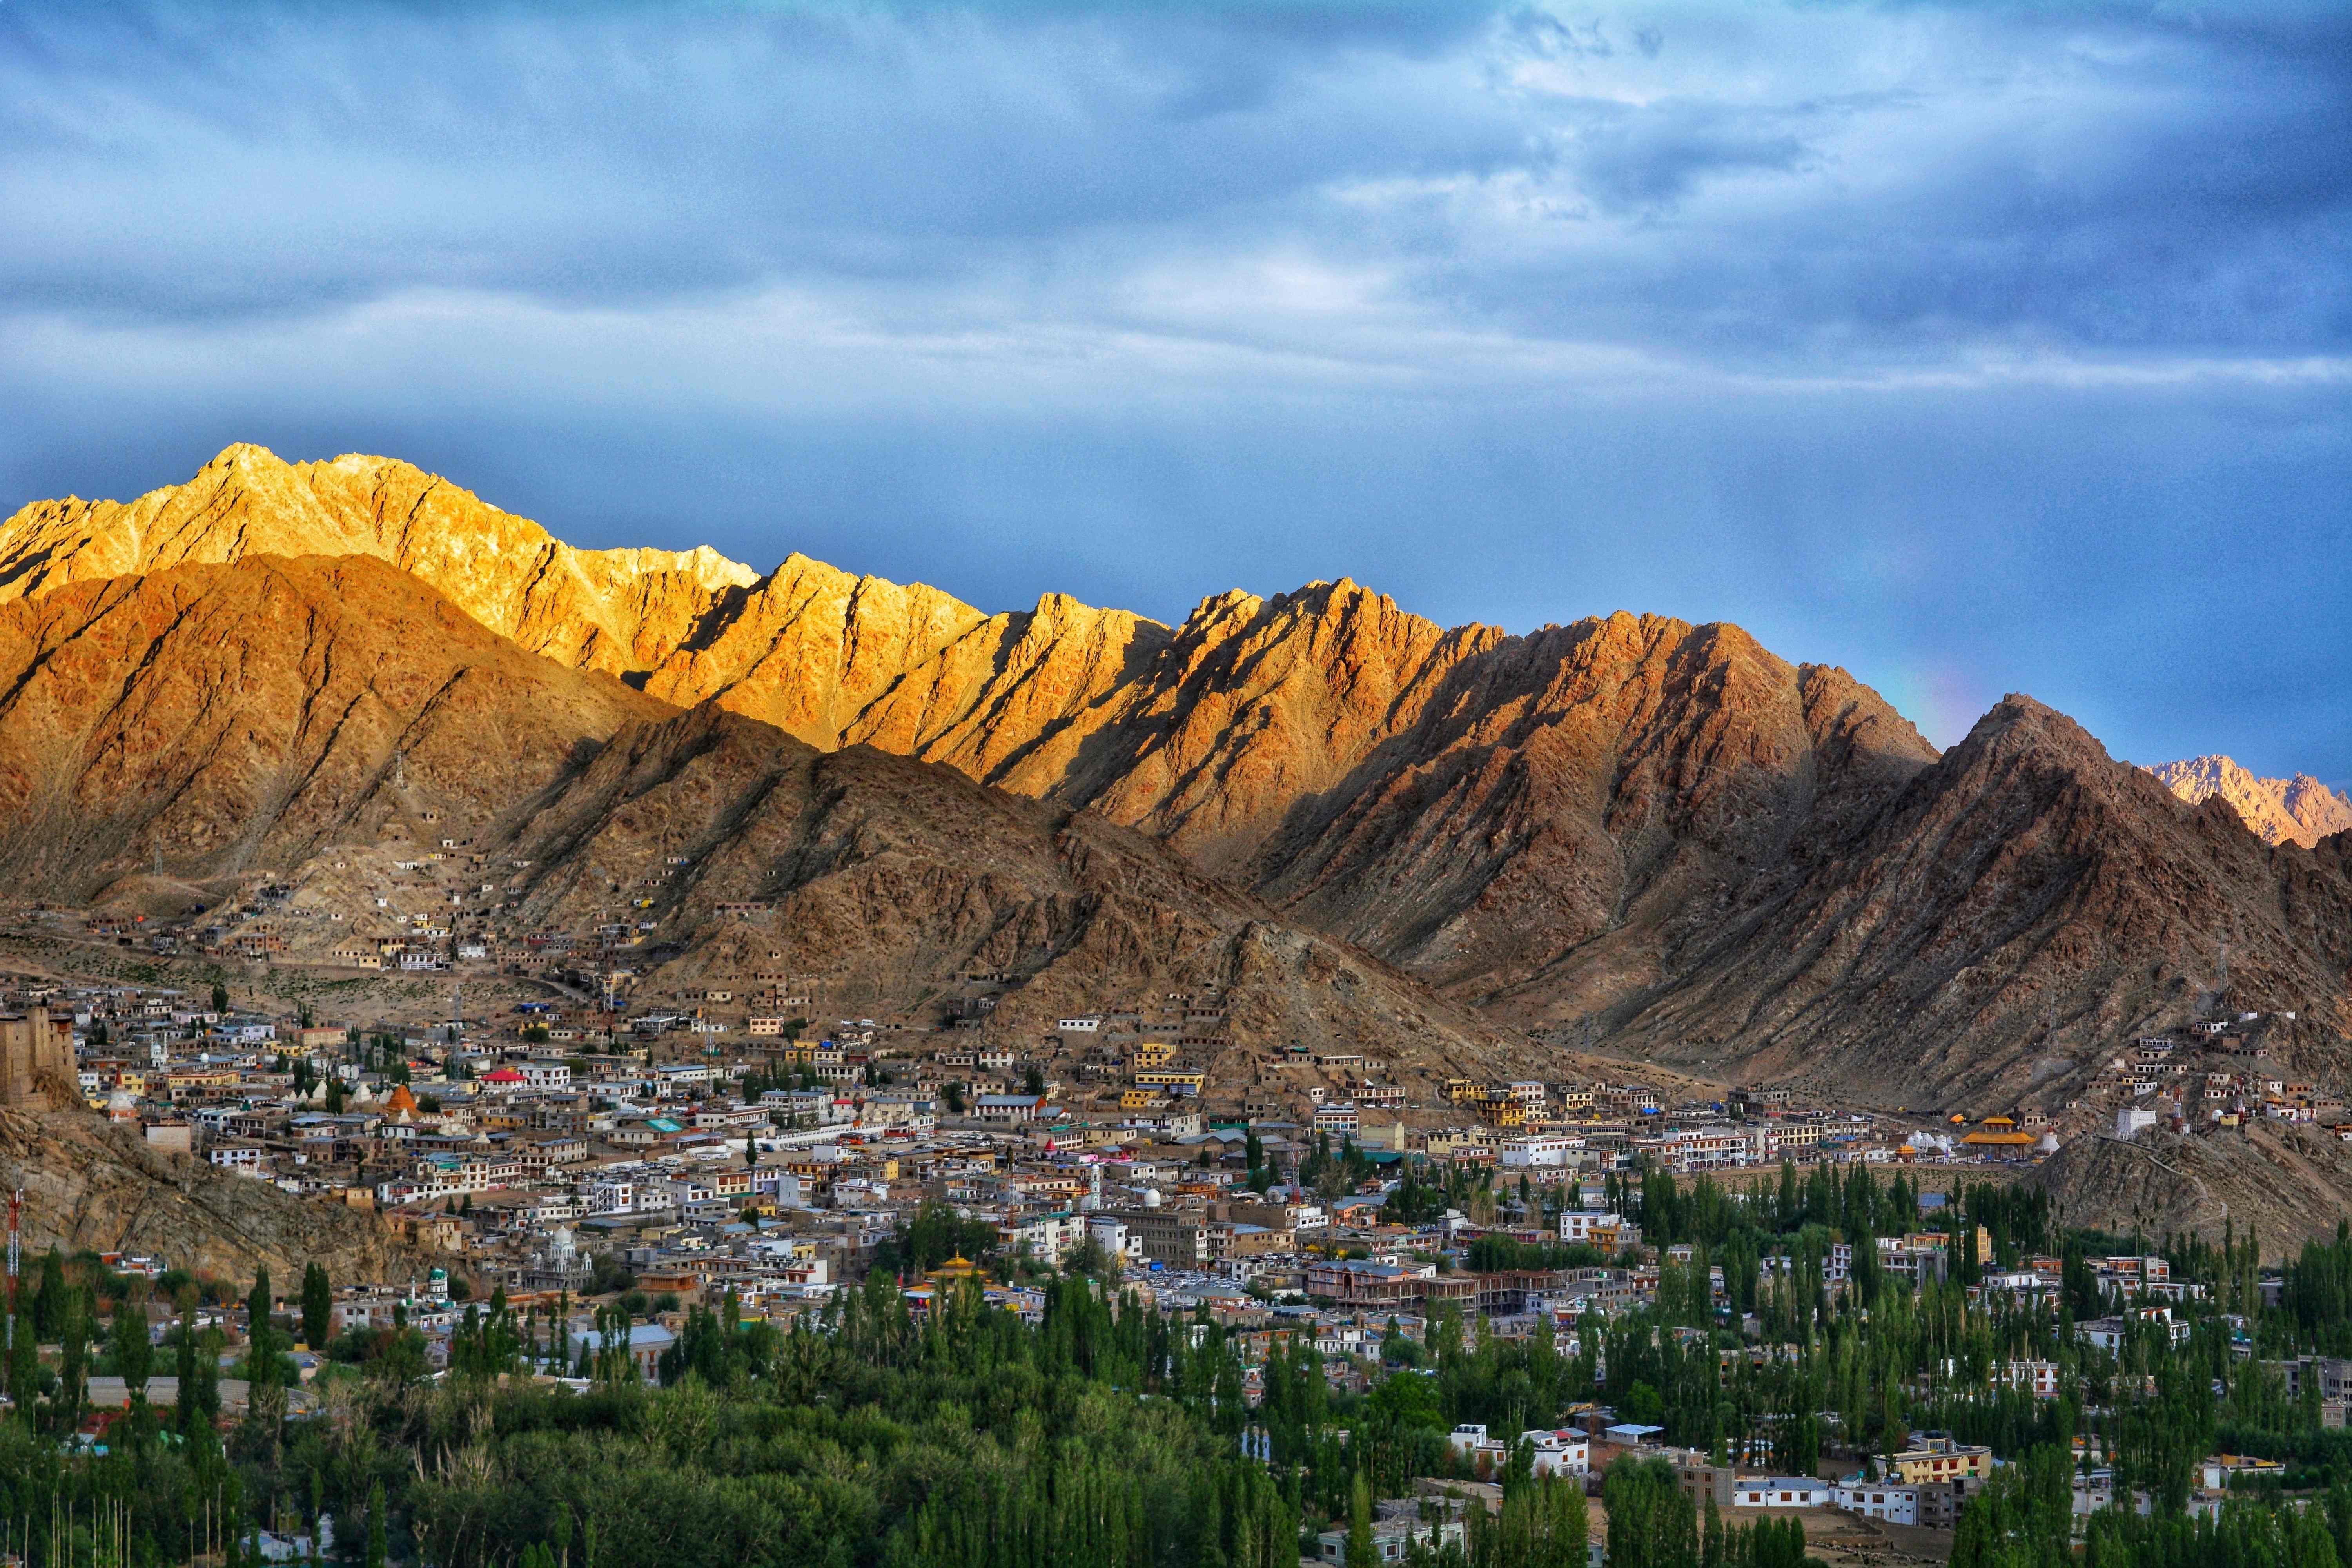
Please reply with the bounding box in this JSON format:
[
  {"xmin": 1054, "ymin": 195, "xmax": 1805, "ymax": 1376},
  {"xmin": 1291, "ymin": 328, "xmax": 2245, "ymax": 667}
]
[
  {"xmin": 2147, "ymin": 755, "xmax": 2352, "ymax": 849},
  {"xmin": 2, "ymin": 444, "xmax": 2347, "ymax": 1114}
]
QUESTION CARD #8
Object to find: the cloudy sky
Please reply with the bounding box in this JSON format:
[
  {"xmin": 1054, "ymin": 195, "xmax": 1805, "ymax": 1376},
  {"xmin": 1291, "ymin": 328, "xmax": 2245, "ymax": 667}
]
[{"xmin": 2, "ymin": 1, "xmax": 2345, "ymax": 778}]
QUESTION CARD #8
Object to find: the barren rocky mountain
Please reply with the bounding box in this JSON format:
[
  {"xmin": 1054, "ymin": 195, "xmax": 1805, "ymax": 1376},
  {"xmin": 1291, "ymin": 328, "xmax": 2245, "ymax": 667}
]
[
  {"xmin": 0, "ymin": 552, "xmax": 668, "ymax": 895},
  {"xmin": 0, "ymin": 445, "xmax": 759, "ymax": 677},
  {"xmin": 1592, "ymin": 697, "xmax": 2352, "ymax": 1108},
  {"xmin": 0, "ymin": 544, "xmax": 1535, "ymax": 1090},
  {"xmin": 0, "ymin": 450, "xmax": 1948, "ymax": 1022},
  {"xmin": 2149, "ymin": 754, "xmax": 2352, "ymax": 848},
  {"xmin": 490, "ymin": 702, "xmax": 1536, "ymax": 1095},
  {"xmin": 4, "ymin": 448, "xmax": 2350, "ymax": 1118}
]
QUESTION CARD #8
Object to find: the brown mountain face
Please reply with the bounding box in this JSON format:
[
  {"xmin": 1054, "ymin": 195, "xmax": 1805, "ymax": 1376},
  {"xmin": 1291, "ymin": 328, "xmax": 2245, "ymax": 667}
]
[
  {"xmin": 488, "ymin": 702, "xmax": 1532, "ymax": 1091},
  {"xmin": 0, "ymin": 453, "xmax": 1943, "ymax": 1027},
  {"xmin": 2148, "ymin": 755, "xmax": 2352, "ymax": 848},
  {"xmin": 1217, "ymin": 606, "xmax": 1939, "ymax": 1017},
  {"xmin": 0, "ymin": 542, "xmax": 1528, "ymax": 1087},
  {"xmin": 0, "ymin": 552, "xmax": 666, "ymax": 893},
  {"xmin": 5, "ymin": 448, "xmax": 2350, "ymax": 1116},
  {"xmin": 1599, "ymin": 697, "xmax": 2352, "ymax": 1105}
]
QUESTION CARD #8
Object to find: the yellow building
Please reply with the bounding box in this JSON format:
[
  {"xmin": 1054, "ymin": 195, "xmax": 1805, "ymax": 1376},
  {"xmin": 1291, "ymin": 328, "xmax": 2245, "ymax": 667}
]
[{"xmin": 1889, "ymin": 1442, "xmax": 1991, "ymax": 1486}]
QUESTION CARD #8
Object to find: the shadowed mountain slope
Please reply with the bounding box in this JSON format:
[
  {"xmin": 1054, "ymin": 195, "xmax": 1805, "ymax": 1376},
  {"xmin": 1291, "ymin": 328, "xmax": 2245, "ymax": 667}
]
[{"xmin": 1594, "ymin": 698, "xmax": 2352, "ymax": 1106}]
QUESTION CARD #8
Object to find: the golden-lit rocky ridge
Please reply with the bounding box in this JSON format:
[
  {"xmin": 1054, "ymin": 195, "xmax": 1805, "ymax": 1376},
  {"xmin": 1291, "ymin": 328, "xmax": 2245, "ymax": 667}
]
[
  {"xmin": 0, "ymin": 542, "xmax": 1538, "ymax": 1093},
  {"xmin": 0, "ymin": 443, "xmax": 755, "ymax": 676},
  {"xmin": 2148, "ymin": 755, "xmax": 2352, "ymax": 849},
  {"xmin": 6, "ymin": 446, "xmax": 2352, "ymax": 1117}
]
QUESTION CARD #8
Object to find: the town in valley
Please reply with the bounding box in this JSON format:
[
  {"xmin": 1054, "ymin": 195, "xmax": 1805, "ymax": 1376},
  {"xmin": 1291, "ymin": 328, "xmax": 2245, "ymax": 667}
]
[{"xmin": 1, "ymin": 866, "xmax": 2341, "ymax": 1568}]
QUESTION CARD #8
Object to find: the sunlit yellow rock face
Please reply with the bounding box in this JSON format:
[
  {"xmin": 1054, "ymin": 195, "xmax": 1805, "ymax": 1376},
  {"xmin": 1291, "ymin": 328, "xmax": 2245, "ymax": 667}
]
[
  {"xmin": 2147, "ymin": 756, "xmax": 2352, "ymax": 849},
  {"xmin": 0, "ymin": 443, "xmax": 760, "ymax": 677}
]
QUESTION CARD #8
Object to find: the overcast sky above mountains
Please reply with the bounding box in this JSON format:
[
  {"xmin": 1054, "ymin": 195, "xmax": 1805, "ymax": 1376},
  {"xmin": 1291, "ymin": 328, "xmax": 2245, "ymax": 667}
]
[{"xmin": 1, "ymin": 1, "xmax": 2344, "ymax": 780}]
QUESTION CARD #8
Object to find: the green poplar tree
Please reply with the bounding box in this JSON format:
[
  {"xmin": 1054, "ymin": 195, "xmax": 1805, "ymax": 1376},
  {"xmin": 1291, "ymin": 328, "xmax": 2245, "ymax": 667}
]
[
  {"xmin": 366, "ymin": 1480, "xmax": 388, "ymax": 1568},
  {"xmin": 174, "ymin": 1288, "xmax": 201, "ymax": 1436},
  {"xmin": 112, "ymin": 1293, "xmax": 153, "ymax": 1402},
  {"xmin": 4, "ymin": 1315, "xmax": 33, "ymax": 1420},
  {"xmin": 247, "ymin": 1268, "xmax": 280, "ymax": 1389},
  {"xmin": 301, "ymin": 1261, "xmax": 332, "ymax": 1351},
  {"xmin": 33, "ymin": 1247, "xmax": 66, "ymax": 1340},
  {"xmin": 55, "ymin": 1287, "xmax": 91, "ymax": 1436},
  {"xmin": 1347, "ymin": 1472, "xmax": 1376, "ymax": 1568}
]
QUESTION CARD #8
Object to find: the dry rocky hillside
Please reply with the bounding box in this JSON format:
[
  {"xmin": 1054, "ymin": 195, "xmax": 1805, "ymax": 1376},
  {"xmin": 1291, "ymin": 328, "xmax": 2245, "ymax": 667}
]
[
  {"xmin": 2149, "ymin": 754, "xmax": 2352, "ymax": 848},
  {"xmin": 2, "ymin": 445, "xmax": 2348, "ymax": 1117},
  {"xmin": 0, "ymin": 544, "xmax": 1538, "ymax": 1089},
  {"xmin": 0, "ymin": 552, "xmax": 667, "ymax": 891},
  {"xmin": 490, "ymin": 703, "xmax": 1535, "ymax": 1096},
  {"xmin": 2031, "ymin": 1122, "xmax": 2352, "ymax": 1256},
  {"xmin": 0, "ymin": 1101, "xmax": 413, "ymax": 1281},
  {"xmin": 1597, "ymin": 697, "xmax": 2352, "ymax": 1109}
]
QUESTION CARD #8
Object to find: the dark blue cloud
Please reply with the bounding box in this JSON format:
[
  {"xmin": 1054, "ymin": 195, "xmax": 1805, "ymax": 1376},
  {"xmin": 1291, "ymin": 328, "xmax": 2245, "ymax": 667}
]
[{"xmin": 0, "ymin": 0, "xmax": 2345, "ymax": 782}]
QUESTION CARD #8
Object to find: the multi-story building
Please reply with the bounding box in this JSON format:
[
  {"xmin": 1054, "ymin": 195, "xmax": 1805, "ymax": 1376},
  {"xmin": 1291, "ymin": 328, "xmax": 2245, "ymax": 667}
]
[
  {"xmin": 1113, "ymin": 1207, "xmax": 1210, "ymax": 1266},
  {"xmin": 1833, "ymin": 1480, "xmax": 1920, "ymax": 1525},
  {"xmin": 1888, "ymin": 1437, "xmax": 1993, "ymax": 1487}
]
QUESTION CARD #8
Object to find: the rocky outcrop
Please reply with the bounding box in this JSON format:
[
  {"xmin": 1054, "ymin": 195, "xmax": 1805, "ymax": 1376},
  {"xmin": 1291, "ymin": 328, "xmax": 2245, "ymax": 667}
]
[
  {"xmin": 1228, "ymin": 608, "xmax": 1938, "ymax": 1012},
  {"xmin": 0, "ymin": 553, "xmax": 668, "ymax": 893},
  {"xmin": 2031, "ymin": 1123, "xmax": 2352, "ymax": 1259},
  {"xmin": 638, "ymin": 560, "xmax": 1171, "ymax": 757},
  {"xmin": 0, "ymin": 1103, "xmax": 417, "ymax": 1283},
  {"xmin": 2148, "ymin": 755, "xmax": 2352, "ymax": 848}
]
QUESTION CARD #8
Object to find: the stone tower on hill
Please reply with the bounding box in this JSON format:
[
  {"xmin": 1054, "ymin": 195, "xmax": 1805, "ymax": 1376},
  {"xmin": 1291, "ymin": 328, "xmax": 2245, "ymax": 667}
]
[{"xmin": 0, "ymin": 1007, "xmax": 73, "ymax": 1108}]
